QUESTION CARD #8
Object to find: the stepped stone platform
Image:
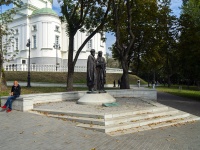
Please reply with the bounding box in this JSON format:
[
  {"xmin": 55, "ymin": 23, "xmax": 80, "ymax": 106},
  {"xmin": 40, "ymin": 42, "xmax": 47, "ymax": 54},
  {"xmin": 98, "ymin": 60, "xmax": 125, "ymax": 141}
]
[{"xmin": 31, "ymin": 97, "xmax": 200, "ymax": 136}]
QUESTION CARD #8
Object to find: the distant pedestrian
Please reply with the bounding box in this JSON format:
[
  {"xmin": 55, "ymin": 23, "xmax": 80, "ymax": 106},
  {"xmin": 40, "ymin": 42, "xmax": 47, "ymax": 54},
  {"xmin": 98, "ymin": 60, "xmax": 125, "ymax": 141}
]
[
  {"xmin": 152, "ymin": 80, "xmax": 155, "ymax": 89},
  {"xmin": 137, "ymin": 79, "xmax": 140, "ymax": 88},
  {"xmin": 118, "ymin": 79, "xmax": 121, "ymax": 87},
  {"xmin": 1, "ymin": 81, "xmax": 21, "ymax": 112},
  {"xmin": 113, "ymin": 80, "xmax": 116, "ymax": 87}
]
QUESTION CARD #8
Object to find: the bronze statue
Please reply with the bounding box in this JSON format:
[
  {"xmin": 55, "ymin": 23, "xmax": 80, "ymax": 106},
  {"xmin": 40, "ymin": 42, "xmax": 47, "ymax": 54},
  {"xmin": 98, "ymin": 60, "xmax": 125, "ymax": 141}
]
[
  {"xmin": 96, "ymin": 51, "xmax": 106, "ymax": 92},
  {"xmin": 87, "ymin": 49, "xmax": 96, "ymax": 92}
]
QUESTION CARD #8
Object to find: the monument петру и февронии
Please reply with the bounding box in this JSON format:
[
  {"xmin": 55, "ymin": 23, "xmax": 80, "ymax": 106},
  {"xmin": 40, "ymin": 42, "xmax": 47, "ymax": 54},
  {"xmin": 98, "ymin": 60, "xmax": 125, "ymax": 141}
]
[{"xmin": 78, "ymin": 49, "xmax": 116, "ymax": 105}]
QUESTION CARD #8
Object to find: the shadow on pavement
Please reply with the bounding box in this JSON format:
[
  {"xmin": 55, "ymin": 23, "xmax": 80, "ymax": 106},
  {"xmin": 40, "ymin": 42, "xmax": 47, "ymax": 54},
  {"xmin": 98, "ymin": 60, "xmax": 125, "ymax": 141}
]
[{"xmin": 157, "ymin": 92, "xmax": 200, "ymax": 117}]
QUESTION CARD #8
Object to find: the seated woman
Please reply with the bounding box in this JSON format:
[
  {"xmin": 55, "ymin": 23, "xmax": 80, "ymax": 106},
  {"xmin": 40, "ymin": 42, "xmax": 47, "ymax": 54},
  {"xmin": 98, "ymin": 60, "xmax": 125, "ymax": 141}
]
[{"xmin": 1, "ymin": 81, "xmax": 21, "ymax": 112}]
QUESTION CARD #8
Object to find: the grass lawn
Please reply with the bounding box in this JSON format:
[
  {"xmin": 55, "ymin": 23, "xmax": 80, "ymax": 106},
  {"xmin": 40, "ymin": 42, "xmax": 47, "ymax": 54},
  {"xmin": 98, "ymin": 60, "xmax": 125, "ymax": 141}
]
[
  {"xmin": 0, "ymin": 87, "xmax": 84, "ymax": 97},
  {"xmin": 0, "ymin": 86, "xmax": 121, "ymax": 97},
  {"xmin": 2, "ymin": 72, "xmax": 199, "ymax": 101},
  {"xmin": 156, "ymin": 85, "xmax": 200, "ymax": 101},
  {"xmin": 5, "ymin": 71, "xmax": 146, "ymax": 84}
]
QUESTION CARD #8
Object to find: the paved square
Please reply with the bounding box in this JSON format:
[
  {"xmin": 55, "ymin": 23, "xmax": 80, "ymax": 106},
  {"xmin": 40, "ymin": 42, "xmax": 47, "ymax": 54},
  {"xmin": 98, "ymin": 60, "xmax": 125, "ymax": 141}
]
[{"xmin": 1, "ymin": 92, "xmax": 200, "ymax": 150}]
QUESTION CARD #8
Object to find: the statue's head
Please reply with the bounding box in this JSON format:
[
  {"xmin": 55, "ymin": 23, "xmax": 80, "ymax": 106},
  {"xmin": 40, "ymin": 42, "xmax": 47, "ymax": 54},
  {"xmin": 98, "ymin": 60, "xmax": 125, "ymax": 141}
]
[
  {"xmin": 98, "ymin": 51, "xmax": 102, "ymax": 57},
  {"xmin": 90, "ymin": 49, "xmax": 95, "ymax": 56}
]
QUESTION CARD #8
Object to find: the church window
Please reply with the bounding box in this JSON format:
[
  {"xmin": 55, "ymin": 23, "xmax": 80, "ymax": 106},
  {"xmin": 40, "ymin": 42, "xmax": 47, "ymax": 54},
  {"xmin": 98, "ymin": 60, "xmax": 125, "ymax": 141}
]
[
  {"xmin": 22, "ymin": 60, "xmax": 26, "ymax": 64},
  {"xmin": 55, "ymin": 26, "xmax": 59, "ymax": 32},
  {"xmin": 100, "ymin": 33, "xmax": 105, "ymax": 47},
  {"xmin": 15, "ymin": 29, "xmax": 18, "ymax": 34},
  {"xmin": 32, "ymin": 25, "xmax": 37, "ymax": 31},
  {"xmin": 32, "ymin": 35, "xmax": 37, "ymax": 48},
  {"xmin": 15, "ymin": 38, "xmax": 18, "ymax": 50},
  {"xmin": 88, "ymin": 39, "xmax": 92, "ymax": 49}
]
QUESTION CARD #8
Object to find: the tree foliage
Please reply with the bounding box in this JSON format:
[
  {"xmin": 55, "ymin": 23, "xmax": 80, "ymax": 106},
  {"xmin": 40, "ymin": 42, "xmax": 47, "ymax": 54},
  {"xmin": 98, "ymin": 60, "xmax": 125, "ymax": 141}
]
[
  {"xmin": 109, "ymin": 0, "xmax": 135, "ymax": 89},
  {"xmin": 178, "ymin": 0, "xmax": 200, "ymax": 86},
  {"xmin": 109, "ymin": 0, "xmax": 181, "ymax": 87},
  {"xmin": 58, "ymin": 0, "xmax": 112, "ymax": 90},
  {"xmin": 0, "ymin": 0, "xmax": 22, "ymax": 91},
  {"xmin": 182, "ymin": 0, "xmax": 200, "ymax": 26}
]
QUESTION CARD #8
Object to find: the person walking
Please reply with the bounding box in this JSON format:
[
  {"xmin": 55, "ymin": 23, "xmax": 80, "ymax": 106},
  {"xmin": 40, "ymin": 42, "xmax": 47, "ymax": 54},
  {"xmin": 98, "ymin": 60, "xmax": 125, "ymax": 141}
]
[
  {"xmin": 113, "ymin": 80, "xmax": 116, "ymax": 87},
  {"xmin": 118, "ymin": 79, "xmax": 121, "ymax": 87},
  {"xmin": 1, "ymin": 81, "xmax": 21, "ymax": 112},
  {"xmin": 137, "ymin": 79, "xmax": 140, "ymax": 88}
]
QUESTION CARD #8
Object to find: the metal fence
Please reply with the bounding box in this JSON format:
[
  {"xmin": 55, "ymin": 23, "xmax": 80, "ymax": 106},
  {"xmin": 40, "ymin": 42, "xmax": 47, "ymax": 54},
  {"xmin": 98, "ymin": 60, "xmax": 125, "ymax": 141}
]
[{"xmin": 3, "ymin": 63, "xmax": 123, "ymax": 73}]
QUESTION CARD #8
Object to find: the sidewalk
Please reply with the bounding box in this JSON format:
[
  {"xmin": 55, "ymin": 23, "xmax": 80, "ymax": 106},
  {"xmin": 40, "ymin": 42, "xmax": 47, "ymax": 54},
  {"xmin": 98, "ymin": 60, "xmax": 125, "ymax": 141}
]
[{"xmin": 0, "ymin": 92, "xmax": 200, "ymax": 150}]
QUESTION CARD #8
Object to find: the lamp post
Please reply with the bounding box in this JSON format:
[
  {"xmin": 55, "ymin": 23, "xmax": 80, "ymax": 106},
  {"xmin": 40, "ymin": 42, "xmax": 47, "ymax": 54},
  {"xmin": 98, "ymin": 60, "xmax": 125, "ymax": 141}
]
[
  {"xmin": 53, "ymin": 43, "xmax": 60, "ymax": 71},
  {"xmin": 26, "ymin": 39, "xmax": 31, "ymax": 87}
]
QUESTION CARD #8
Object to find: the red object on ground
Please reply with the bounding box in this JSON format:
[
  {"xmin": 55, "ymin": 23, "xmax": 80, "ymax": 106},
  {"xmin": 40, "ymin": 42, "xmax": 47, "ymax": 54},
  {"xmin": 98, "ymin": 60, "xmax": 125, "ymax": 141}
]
[
  {"xmin": 1, "ymin": 105, "xmax": 7, "ymax": 109},
  {"xmin": 6, "ymin": 109, "xmax": 12, "ymax": 113}
]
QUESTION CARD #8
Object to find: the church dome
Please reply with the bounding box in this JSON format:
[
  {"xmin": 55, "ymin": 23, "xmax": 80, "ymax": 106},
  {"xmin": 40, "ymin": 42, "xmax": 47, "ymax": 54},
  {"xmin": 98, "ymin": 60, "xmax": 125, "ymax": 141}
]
[{"xmin": 32, "ymin": 8, "xmax": 58, "ymax": 17}]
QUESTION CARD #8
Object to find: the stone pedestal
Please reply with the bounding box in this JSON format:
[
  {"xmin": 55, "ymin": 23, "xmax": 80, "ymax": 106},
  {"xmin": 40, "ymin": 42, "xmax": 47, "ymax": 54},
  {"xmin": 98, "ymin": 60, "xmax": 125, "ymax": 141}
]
[{"xmin": 77, "ymin": 92, "xmax": 116, "ymax": 105}]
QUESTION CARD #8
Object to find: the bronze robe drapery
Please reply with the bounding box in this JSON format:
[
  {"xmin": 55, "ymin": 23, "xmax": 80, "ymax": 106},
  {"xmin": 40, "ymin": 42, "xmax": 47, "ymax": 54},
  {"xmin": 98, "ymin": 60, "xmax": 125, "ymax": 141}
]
[
  {"xmin": 87, "ymin": 54, "xmax": 96, "ymax": 90},
  {"xmin": 96, "ymin": 56, "xmax": 106, "ymax": 91}
]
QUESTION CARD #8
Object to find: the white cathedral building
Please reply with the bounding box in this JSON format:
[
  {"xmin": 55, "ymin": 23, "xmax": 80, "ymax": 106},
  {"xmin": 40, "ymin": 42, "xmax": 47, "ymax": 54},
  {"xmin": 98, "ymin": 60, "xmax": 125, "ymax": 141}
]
[{"xmin": 4, "ymin": 0, "xmax": 106, "ymax": 68}]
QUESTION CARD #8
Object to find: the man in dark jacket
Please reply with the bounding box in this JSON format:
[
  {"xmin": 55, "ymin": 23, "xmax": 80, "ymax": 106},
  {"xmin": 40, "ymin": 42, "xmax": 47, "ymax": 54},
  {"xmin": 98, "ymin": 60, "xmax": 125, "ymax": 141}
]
[{"xmin": 1, "ymin": 81, "xmax": 21, "ymax": 112}]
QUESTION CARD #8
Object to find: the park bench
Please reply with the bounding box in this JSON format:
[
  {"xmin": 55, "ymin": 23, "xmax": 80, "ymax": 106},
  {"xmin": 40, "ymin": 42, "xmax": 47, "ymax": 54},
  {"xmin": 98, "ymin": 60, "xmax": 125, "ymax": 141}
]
[{"xmin": 1, "ymin": 96, "xmax": 33, "ymax": 111}]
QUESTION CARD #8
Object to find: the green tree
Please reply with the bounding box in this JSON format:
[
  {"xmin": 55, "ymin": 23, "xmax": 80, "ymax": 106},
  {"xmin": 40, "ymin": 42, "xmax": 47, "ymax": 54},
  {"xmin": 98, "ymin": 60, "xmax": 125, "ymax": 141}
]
[
  {"xmin": 0, "ymin": 0, "xmax": 22, "ymax": 91},
  {"xmin": 109, "ymin": 0, "xmax": 135, "ymax": 89},
  {"xmin": 182, "ymin": 0, "xmax": 200, "ymax": 26},
  {"xmin": 58, "ymin": 0, "xmax": 112, "ymax": 91},
  {"xmin": 182, "ymin": 0, "xmax": 189, "ymax": 5},
  {"xmin": 156, "ymin": 0, "xmax": 179, "ymax": 87},
  {"xmin": 110, "ymin": 0, "xmax": 179, "ymax": 87},
  {"xmin": 110, "ymin": 0, "xmax": 161, "ymax": 88},
  {"xmin": 178, "ymin": 0, "xmax": 200, "ymax": 87},
  {"xmin": 129, "ymin": 0, "xmax": 160, "ymax": 75}
]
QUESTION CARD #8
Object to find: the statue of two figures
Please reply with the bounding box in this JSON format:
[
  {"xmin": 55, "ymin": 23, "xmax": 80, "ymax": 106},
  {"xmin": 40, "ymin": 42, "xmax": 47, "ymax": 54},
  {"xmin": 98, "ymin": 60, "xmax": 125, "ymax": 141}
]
[{"xmin": 87, "ymin": 49, "xmax": 106, "ymax": 93}]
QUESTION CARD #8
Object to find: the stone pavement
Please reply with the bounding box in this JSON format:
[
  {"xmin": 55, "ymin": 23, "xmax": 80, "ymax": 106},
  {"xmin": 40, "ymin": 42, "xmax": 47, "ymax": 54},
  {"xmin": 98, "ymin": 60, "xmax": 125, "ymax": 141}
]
[{"xmin": 1, "ymin": 92, "xmax": 200, "ymax": 150}]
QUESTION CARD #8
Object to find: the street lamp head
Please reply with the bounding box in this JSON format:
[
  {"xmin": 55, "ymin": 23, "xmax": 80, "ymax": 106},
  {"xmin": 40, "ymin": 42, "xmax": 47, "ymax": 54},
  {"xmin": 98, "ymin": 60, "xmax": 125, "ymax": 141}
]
[
  {"xmin": 53, "ymin": 43, "xmax": 61, "ymax": 49},
  {"xmin": 26, "ymin": 39, "xmax": 30, "ymax": 47}
]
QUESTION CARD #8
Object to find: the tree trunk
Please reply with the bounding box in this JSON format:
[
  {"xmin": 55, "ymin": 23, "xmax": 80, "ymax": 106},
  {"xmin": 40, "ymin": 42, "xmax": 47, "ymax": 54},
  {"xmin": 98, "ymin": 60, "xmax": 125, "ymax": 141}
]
[
  {"xmin": 167, "ymin": 74, "xmax": 171, "ymax": 87},
  {"xmin": 66, "ymin": 35, "xmax": 75, "ymax": 91},
  {"xmin": 147, "ymin": 72, "xmax": 150, "ymax": 87},
  {"xmin": 120, "ymin": 71, "xmax": 130, "ymax": 89},
  {"xmin": 0, "ymin": 66, "xmax": 7, "ymax": 91},
  {"xmin": 67, "ymin": 64, "xmax": 74, "ymax": 91},
  {"xmin": 0, "ymin": 51, "xmax": 7, "ymax": 91},
  {"xmin": 120, "ymin": 59, "xmax": 130, "ymax": 89}
]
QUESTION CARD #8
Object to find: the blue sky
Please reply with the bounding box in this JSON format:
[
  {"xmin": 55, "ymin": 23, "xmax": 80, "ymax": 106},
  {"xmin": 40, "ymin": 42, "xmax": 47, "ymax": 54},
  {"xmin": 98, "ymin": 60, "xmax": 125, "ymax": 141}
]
[{"xmin": 1, "ymin": 0, "xmax": 182, "ymax": 54}]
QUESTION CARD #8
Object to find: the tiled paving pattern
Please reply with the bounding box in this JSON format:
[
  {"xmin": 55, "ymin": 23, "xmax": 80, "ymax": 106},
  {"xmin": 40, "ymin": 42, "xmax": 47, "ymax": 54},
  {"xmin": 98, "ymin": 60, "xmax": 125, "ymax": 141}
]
[{"xmin": 1, "ymin": 92, "xmax": 200, "ymax": 150}]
